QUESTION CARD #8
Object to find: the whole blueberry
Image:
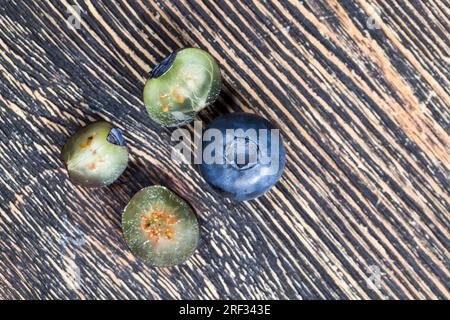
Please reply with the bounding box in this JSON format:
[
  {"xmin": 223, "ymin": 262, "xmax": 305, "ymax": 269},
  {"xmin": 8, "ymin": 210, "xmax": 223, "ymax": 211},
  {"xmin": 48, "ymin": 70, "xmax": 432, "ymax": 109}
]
[{"xmin": 200, "ymin": 113, "xmax": 286, "ymax": 201}]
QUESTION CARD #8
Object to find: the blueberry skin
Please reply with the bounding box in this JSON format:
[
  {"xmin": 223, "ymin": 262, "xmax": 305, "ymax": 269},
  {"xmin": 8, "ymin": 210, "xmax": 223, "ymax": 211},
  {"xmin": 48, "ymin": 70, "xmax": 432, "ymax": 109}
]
[{"xmin": 200, "ymin": 113, "xmax": 286, "ymax": 201}]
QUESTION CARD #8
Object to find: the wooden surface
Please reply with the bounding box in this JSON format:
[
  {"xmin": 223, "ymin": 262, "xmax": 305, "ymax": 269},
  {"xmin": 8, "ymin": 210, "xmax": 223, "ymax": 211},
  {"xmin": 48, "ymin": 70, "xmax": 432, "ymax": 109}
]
[{"xmin": 0, "ymin": 0, "xmax": 449, "ymax": 300}]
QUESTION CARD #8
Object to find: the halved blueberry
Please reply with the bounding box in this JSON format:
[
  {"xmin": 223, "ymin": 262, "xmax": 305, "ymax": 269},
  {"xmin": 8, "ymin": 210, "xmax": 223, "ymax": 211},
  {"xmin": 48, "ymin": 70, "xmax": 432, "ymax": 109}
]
[
  {"xmin": 61, "ymin": 121, "xmax": 128, "ymax": 187},
  {"xmin": 122, "ymin": 186, "xmax": 199, "ymax": 267},
  {"xmin": 200, "ymin": 113, "xmax": 286, "ymax": 201},
  {"xmin": 143, "ymin": 48, "xmax": 222, "ymax": 127}
]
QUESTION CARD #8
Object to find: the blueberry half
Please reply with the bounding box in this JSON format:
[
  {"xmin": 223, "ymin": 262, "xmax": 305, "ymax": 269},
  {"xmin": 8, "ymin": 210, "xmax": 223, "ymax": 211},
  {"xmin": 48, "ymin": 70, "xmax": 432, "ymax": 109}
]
[
  {"xmin": 122, "ymin": 186, "xmax": 199, "ymax": 267},
  {"xmin": 143, "ymin": 48, "xmax": 222, "ymax": 127},
  {"xmin": 200, "ymin": 113, "xmax": 286, "ymax": 201},
  {"xmin": 61, "ymin": 121, "xmax": 128, "ymax": 187}
]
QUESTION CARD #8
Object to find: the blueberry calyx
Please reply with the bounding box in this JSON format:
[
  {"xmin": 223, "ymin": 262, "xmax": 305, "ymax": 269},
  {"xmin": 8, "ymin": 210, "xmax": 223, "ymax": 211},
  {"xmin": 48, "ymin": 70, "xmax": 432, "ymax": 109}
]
[
  {"xmin": 149, "ymin": 51, "xmax": 178, "ymax": 79},
  {"xmin": 107, "ymin": 127, "xmax": 126, "ymax": 146},
  {"xmin": 225, "ymin": 137, "xmax": 259, "ymax": 171}
]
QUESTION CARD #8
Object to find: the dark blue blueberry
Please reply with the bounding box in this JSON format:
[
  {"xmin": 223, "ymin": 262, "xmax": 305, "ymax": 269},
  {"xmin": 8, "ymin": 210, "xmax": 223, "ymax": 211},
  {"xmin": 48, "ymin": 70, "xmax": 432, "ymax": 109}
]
[
  {"xmin": 200, "ymin": 113, "xmax": 286, "ymax": 201},
  {"xmin": 148, "ymin": 51, "xmax": 178, "ymax": 79}
]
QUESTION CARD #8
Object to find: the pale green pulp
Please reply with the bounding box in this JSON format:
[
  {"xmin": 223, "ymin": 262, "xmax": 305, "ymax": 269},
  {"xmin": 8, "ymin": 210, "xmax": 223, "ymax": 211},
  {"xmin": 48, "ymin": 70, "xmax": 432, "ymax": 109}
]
[{"xmin": 122, "ymin": 186, "xmax": 199, "ymax": 266}]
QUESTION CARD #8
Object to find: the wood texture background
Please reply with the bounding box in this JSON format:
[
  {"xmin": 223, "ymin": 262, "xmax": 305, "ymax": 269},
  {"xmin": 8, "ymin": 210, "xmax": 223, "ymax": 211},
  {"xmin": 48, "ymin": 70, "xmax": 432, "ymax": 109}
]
[{"xmin": 0, "ymin": 0, "xmax": 449, "ymax": 300}]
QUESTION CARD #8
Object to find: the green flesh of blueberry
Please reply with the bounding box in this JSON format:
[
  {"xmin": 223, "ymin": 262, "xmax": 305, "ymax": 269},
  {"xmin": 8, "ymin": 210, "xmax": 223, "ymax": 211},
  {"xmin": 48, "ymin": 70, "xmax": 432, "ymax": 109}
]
[
  {"xmin": 60, "ymin": 121, "xmax": 128, "ymax": 187},
  {"xmin": 122, "ymin": 186, "xmax": 199, "ymax": 267},
  {"xmin": 143, "ymin": 48, "xmax": 222, "ymax": 127}
]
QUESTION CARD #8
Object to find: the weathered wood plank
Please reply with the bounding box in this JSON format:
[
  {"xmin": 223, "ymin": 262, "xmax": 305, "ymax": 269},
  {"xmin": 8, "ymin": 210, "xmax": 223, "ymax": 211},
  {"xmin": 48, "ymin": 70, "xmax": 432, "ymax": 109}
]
[{"xmin": 0, "ymin": 0, "xmax": 448, "ymax": 299}]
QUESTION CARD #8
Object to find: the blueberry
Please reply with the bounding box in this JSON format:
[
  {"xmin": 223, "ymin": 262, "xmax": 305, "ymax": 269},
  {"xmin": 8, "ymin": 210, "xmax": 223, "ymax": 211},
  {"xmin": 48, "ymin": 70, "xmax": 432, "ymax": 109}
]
[
  {"xmin": 61, "ymin": 121, "xmax": 128, "ymax": 187},
  {"xmin": 143, "ymin": 48, "xmax": 222, "ymax": 127},
  {"xmin": 122, "ymin": 186, "xmax": 199, "ymax": 266},
  {"xmin": 200, "ymin": 113, "xmax": 286, "ymax": 201}
]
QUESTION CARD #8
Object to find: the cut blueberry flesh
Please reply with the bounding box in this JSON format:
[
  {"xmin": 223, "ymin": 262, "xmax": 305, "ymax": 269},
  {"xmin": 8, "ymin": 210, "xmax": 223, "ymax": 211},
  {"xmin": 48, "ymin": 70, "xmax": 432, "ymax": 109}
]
[
  {"xmin": 143, "ymin": 47, "xmax": 222, "ymax": 127},
  {"xmin": 60, "ymin": 121, "xmax": 128, "ymax": 187},
  {"xmin": 122, "ymin": 186, "xmax": 199, "ymax": 267},
  {"xmin": 200, "ymin": 113, "xmax": 286, "ymax": 201}
]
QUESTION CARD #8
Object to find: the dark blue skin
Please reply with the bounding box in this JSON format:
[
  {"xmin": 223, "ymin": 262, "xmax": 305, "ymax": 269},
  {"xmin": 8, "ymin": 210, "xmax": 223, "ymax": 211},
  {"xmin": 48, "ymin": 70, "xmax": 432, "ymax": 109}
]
[
  {"xmin": 107, "ymin": 127, "xmax": 126, "ymax": 146},
  {"xmin": 148, "ymin": 51, "xmax": 177, "ymax": 79},
  {"xmin": 200, "ymin": 113, "xmax": 286, "ymax": 201}
]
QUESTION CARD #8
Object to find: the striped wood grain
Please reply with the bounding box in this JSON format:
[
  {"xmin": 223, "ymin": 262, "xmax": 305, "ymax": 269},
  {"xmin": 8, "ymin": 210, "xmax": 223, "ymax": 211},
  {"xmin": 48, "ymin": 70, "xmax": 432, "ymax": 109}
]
[{"xmin": 0, "ymin": 0, "xmax": 449, "ymax": 299}]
